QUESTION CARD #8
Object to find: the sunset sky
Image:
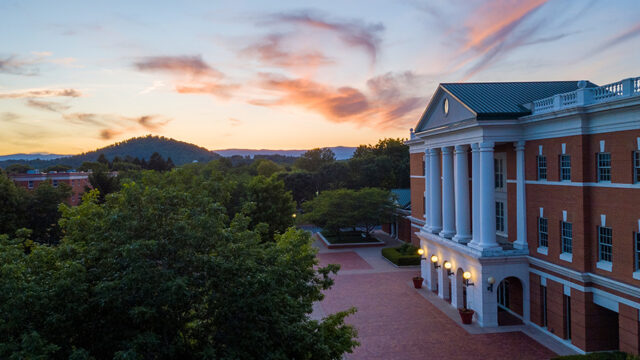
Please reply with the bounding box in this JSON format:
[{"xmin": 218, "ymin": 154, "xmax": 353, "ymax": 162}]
[{"xmin": 1, "ymin": 0, "xmax": 639, "ymax": 155}]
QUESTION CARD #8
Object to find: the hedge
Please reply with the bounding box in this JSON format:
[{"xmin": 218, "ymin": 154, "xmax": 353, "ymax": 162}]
[{"xmin": 381, "ymin": 245, "xmax": 421, "ymax": 266}]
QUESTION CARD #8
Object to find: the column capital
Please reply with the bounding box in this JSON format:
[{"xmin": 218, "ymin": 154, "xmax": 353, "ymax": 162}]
[
  {"xmin": 441, "ymin": 146, "xmax": 453, "ymax": 154},
  {"xmin": 470, "ymin": 143, "xmax": 480, "ymax": 151},
  {"xmin": 479, "ymin": 141, "xmax": 495, "ymax": 151},
  {"xmin": 428, "ymin": 147, "xmax": 441, "ymax": 155},
  {"xmin": 454, "ymin": 144, "xmax": 469, "ymax": 154},
  {"xmin": 514, "ymin": 141, "xmax": 526, "ymax": 151}
]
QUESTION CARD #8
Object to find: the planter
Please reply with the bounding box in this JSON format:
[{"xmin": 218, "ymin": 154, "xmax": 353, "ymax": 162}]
[
  {"xmin": 458, "ymin": 309, "xmax": 475, "ymax": 324},
  {"xmin": 412, "ymin": 277, "xmax": 423, "ymax": 289}
]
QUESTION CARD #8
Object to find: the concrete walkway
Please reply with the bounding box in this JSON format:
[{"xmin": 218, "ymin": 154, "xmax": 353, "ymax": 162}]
[{"xmin": 311, "ymin": 231, "xmax": 571, "ymax": 360}]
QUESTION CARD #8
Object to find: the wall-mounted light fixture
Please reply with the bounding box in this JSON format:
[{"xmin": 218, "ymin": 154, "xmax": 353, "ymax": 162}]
[
  {"xmin": 417, "ymin": 248, "xmax": 427, "ymax": 261},
  {"xmin": 431, "ymin": 255, "xmax": 440, "ymax": 269},
  {"xmin": 487, "ymin": 276, "xmax": 495, "ymax": 292},
  {"xmin": 443, "ymin": 261, "xmax": 453, "ymax": 276},
  {"xmin": 463, "ymin": 271, "xmax": 474, "ymax": 287}
]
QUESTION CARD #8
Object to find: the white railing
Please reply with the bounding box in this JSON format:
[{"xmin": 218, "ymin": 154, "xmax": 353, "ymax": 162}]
[{"xmin": 530, "ymin": 76, "xmax": 640, "ymax": 115}]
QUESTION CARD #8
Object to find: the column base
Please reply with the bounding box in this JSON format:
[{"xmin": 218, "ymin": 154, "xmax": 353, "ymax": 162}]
[
  {"xmin": 426, "ymin": 226, "xmax": 442, "ymax": 234},
  {"xmin": 439, "ymin": 229, "xmax": 455, "ymax": 239},
  {"xmin": 452, "ymin": 234, "xmax": 472, "ymax": 244},
  {"xmin": 467, "ymin": 242, "xmax": 502, "ymax": 254},
  {"xmin": 513, "ymin": 241, "xmax": 528, "ymax": 250}
]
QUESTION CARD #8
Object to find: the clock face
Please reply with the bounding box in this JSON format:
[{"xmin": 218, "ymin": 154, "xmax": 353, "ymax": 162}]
[{"xmin": 443, "ymin": 98, "xmax": 449, "ymax": 115}]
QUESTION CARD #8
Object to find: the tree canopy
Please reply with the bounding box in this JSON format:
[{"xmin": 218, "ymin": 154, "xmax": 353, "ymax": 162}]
[{"xmin": 294, "ymin": 148, "xmax": 336, "ymax": 172}]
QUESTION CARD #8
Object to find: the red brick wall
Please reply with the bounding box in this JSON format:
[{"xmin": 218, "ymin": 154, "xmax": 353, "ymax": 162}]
[
  {"xmin": 398, "ymin": 217, "xmax": 412, "ymax": 243},
  {"xmin": 570, "ymin": 288, "xmax": 620, "ymax": 352},
  {"xmin": 619, "ymin": 303, "xmax": 640, "ymax": 355},
  {"xmin": 410, "ymin": 152, "xmax": 425, "ymax": 221},
  {"xmin": 529, "ymin": 274, "xmax": 543, "ymax": 326},
  {"xmin": 546, "ymin": 279, "xmax": 567, "ymax": 339},
  {"xmin": 508, "ymin": 277, "xmax": 524, "ymax": 316}
]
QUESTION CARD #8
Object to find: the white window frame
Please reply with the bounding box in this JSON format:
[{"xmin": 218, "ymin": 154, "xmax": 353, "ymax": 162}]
[
  {"xmin": 561, "ymin": 221, "xmax": 572, "ymax": 254},
  {"xmin": 560, "ymin": 154, "xmax": 571, "ymax": 181},
  {"xmin": 537, "ymin": 155, "xmax": 547, "ymax": 180},
  {"xmin": 634, "ymin": 151, "xmax": 640, "ymax": 184},
  {"xmin": 538, "ymin": 217, "xmax": 549, "ymax": 248},
  {"xmin": 494, "ymin": 153, "xmax": 506, "ymax": 192},
  {"xmin": 634, "ymin": 232, "xmax": 640, "ymax": 280},
  {"xmin": 597, "ymin": 152, "xmax": 611, "ymax": 182},
  {"xmin": 598, "ymin": 226, "xmax": 613, "ymax": 263},
  {"xmin": 52, "ymin": 179, "xmax": 58, "ymax": 187},
  {"xmin": 28, "ymin": 180, "xmax": 34, "ymax": 189},
  {"xmin": 495, "ymin": 200, "xmax": 506, "ymax": 236}
]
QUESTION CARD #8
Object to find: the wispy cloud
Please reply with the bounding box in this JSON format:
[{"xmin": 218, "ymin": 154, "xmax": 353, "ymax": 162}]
[
  {"xmin": 0, "ymin": 88, "xmax": 82, "ymax": 99},
  {"xmin": 593, "ymin": 23, "xmax": 640, "ymax": 53},
  {"xmin": 252, "ymin": 71, "xmax": 426, "ymax": 128},
  {"xmin": 229, "ymin": 117, "xmax": 242, "ymax": 127},
  {"xmin": 1, "ymin": 112, "xmax": 21, "ymax": 122},
  {"xmin": 26, "ymin": 99, "xmax": 71, "ymax": 113},
  {"xmin": 264, "ymin": 10, "xmax": 384, "ymax": 64},
  {"xmin": 134, "ymin": 55, "xmax": 237, "ymax": 98},
  {"xmin": 62, "ymin": 112, "xmax": 171, "ymax": 140},
  {"xmin": 0, "ymin": 56, "xmax": 40, "ymax": 76},
  {"xmin": 241, "ymin": 33, "xmax": 334, "ymax": 69}
]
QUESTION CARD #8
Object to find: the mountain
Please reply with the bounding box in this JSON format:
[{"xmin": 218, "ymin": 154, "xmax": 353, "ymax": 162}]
[
  {"xmin": 0, "ymin": 153, "xmax": 70, "ymax": 161},
  {"xmin": 0, "ymin": 135, "xmax": 220, "ymax": 169},
  {"xmin": 215, "ymin": 146, "xmax": 356, "ymax": 160}
]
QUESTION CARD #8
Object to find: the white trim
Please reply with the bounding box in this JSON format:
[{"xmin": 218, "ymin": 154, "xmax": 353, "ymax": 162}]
[
  {"xmin": 526, "ymin": 322, "xmax": 586, "ymax": 355},
  {"xmin": 562, "ymin": 210, "xmax": 567, "ymax": 222},
  {"xmin": 411, "ymin": 223, "xmax": 422, "ymax": 229},
  {"xmin": 411, "ymin": 175, "xmax": 426, "ymax": 179},
  {"xmin": 596, "ymin": 261, "xmax": 612, "ymax": 272},
  {"xmin": 529, "ymin": 268, "xmax": 587, "ymax": 292},
  {"xmin": 561, "ymin": 143, "xmax": 566, "ymax": 154},
  {"xmin": 408, "ymin": 216, "xmax": 426, "ymax": 226},
  {"xmin": 633, "ymin": 271, "xmax": 640, "ymax": 281},
  {"xmin": 564, "ymin": 284, "xmax": 571, "ymax": 296},
  {"xmin": 540, "ymin": 277, "xmax": 547, "ymax": 286},
  {"xmin": 559, "ymin": 253, "xmax": 573, "ymax": 263},
  {"xmin": 537, "ymin": 247, "xmax": 548, "ymax": 255},
  {"xmin": 600, "ymin": 214, "xmax": 606, "ymax": 227},
  {"xmin": 637, "ymin": 137, "xmax": 640, "ymax": 150},
  {"xmin": 539, "ymin": 208, "xmax": 544, "ymax": 217},
  {"xmin": 523, "ymin": 180, "xmax": 640, "ymax": 189},
  {"xmin": 593, "ymin": 291, "xmax": 619, "ymax": 312},
  {"xmin": 599, "ymin": 140, "xmax": 605, "ymax": 153},
  {"xmin": 538, "ymin": 145, "xmax": 543, "ymax": 156}
]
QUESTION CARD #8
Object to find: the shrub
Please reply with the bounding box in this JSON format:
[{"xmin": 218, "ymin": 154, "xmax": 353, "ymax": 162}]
[{"xmin": 382, "ymin": 245, "xmax": 420, "ymax": 266}]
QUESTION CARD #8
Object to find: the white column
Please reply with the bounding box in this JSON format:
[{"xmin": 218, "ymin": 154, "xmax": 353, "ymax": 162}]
[
  {"xmin": 440, "ymin": 146, "xmax": 455, "ymax": 238},
  {"xmin": 427, "ymin": 148, "xmax": 442, "ymax": 234},
  {"xmin": 469, "ymin": 143, "xmax": 481, "ymax": 246},
  {"xmin": 469, "ymin": 141, "xmax": 501, "ymax": 252},
  {"xmin": 423, "ymin": 149, "xmax": 430, "ymax": 230},
  {"xmin": 514, "ymin": 141, "xmax": 528, "ymax": 249},
  {"xmin": 453, "ymin": 145, "xmax": 471, "ymax": 243}
]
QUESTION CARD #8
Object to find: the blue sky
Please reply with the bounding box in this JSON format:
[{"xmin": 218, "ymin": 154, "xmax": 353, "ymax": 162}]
[{"xmin": 1, "ymin": 0, "xmax": 639, "ymax": 154}]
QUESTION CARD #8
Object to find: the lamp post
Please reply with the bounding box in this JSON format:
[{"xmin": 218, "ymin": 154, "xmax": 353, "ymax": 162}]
[
  {"xmin": 430, "ymin": 255, "xmax": 440, "ymax": 269},
  {"xmin": 463, "ymin": 271, "xmax": 474, "ymax": 287}
]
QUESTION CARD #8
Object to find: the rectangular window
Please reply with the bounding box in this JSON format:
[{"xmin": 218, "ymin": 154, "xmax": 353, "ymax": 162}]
[
  {"xmin": 564, "ymin": 295, "xmax": 571, "ymax": 340},
  {"xmin": 537, "ymin": 155, "xmax": 547, "ymax": 180},
  {"xmin": 422, "ymin": 159, "xmax": 426, "ymax": 176},
  {"xmin": 560, "ymin": 154, "xmax": 571, "ymax": 181},
  {"xmin": 598, "ymin": 226, "xmax": 613, "ymax": 262},
  {"xmin": 541, "ymin": 285, "xmax": 548, "ymax": 328},
  {"xmin": 28, "ymin": 180, "xmax": 34, "ymax": 189},
  {"xmin": 635, "ymin": 232, "xmax": 640, "ymax": 271},
  {"xmin": 634, "ymin": 151, "xmax": 640, "ymax": 183},
  {"xmin": 496, "ymin": 201, "xmax": 505, "ymax": 233},
  {"xmin": 52, "ymin": 179, "xmax": 58, "ymax": 187},
  {"xmin": 494, "ymin": 158, "xmax": 504, "ymax": 189},
  {"xmin": 561, "ymin": 221, "xmax": 573, "ymax": 254},
  {"xmin": 597, "ymin": 152, "xmax": 611, "ymax": 182},
  {"xmin": 538, "ymin": 217, "xmax": 548, "ymax": 248}
]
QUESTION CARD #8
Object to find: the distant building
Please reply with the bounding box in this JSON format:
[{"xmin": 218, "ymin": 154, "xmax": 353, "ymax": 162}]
[
  {"xmin": 382, "ymin": 189, "xmax": 412, "ymax": 242},
  {"xmin": 10, "ymin": 170, "xmax": 91, "ymax": 205},
  {"xmin": 407, "ymin": 76, "xmax": 640, "ymax": 354}
]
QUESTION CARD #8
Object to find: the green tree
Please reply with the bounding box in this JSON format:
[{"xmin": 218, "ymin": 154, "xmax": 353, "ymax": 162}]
[
  {"xmin": 87, "ymin": 170, "xmax": 121, "ymax": 203},
  {"xmin": 245, "ymin": 175, "xmax": 296, "ymax": 239},
  {"xmin": 255, "ymin": 159, "xmax": 282, "ymax": 177},
  {"xmin": 0, "ymin": 172, "xmax": 28, "ymax": 235},
  {"xmin": 5, "ymin": 163, "xmax": 33, "ymax": 174},
  {"xmin": 303, "ymin": 188, "xmax": 395, "ymax": 237},
  {"xmin": 350, "ymin": 138, "xmax": 409, "ymax": 189},
  {"xmin": 295, "ymin": 148, "xmax": 335, "ymax": 172},
  {"xmin": 78, "ymin": 161, "xmax": 108, "ymax": 173},
  {"xmin": 280, "ymin": 171, "xmax": 316, "ymax": 207},
  {"xmin": 25, "ymin": 181, "xmax": 71, "ymax": 244},
  {"xmin": 0, "ymin": 181, "xmax": 358, "ymax": 359},
  {"xmin": 44, "ymin": 164, "xmax": 72, "ymax": 173}
]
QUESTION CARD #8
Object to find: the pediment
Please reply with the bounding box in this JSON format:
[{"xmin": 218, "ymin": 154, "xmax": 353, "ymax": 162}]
[{"xmin": 415, "ymin": 86, "xmax": 476, "ymax": 133}]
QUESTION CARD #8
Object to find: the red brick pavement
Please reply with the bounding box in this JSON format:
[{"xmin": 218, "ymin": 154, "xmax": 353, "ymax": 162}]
[
  {"xmin": 316, "ymin": 252, "xmax": 373, "ymax": 271},
  {"xmin": 319, "ymin": 259, "xmax": 556, "ymax": 359}
]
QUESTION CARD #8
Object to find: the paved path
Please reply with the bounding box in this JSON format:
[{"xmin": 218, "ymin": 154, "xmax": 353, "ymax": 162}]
[{"xmin": 312, "ymin": 231, "xmax": 561, "ymax": 360}]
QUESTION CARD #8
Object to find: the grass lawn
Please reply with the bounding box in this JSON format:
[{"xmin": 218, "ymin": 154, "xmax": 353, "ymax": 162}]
[{"xmin": 321, "ymin": 230, "xmax": 381, "ymax": 244}]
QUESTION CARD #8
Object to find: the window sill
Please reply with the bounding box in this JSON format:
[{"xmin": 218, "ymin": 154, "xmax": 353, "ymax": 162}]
[
  {"xmin": 559, "ymin": 253, "xmax": 573, "ymax": 263},
  {"xmin": 537, "ymin": 247, "xmax": 548, "ymax": 255},
  {"xmin": 596, "ymin": 261, "xmax": 612, "ymax": 272},
  {"xmin": 633, "ymin": 271, "xmax": 640, "ymax": 281}
]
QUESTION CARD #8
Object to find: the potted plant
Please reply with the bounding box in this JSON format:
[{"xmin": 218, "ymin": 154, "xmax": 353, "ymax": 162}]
[
  {"xmin": 412, "ymin": 276, "xmax": 424, "ymax": 289},
  {"xmin": 458, "ymin": 308, "xmax": 474, "ymax": 324}
]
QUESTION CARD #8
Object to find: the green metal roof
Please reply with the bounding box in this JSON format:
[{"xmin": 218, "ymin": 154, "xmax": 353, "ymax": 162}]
[
  {"xmin": 391, "ymin": 189, "xmax": 411, "ymax": 209},
  {"xmin": 441, "ymin": 81, "xmax": 598, "ymax": 119}
]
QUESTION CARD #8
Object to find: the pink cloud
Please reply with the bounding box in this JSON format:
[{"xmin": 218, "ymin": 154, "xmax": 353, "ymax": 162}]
[{"xmin": 242, "ymin": 33, "xmax": 334, "ymax": 69}]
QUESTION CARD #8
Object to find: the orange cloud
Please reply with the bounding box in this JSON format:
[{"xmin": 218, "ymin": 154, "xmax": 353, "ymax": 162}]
[
  {"xmin": 26, "ymin": 99, "xmax": 71, "ymax": 113},
  {"xmin": 253, "ymin": 72, "xmax": 425, "ymax": 129},
  {"xmin": 266, "ymin": 11, "xmax": 384, "ymax": 63},
  {"xmin": 0, "ymin": 88, "xmax": 82, "ymax": 99},
  {"xmin": 63, "ymin": 112, "xmax": 171, "ymax": 139},
  {"xmin": 242, "ymin": 33, "xmax": 334, "ymax": 69},
  {"xmin": 134, "ymin": 55, "xmax": 237, "ymax": 98}
]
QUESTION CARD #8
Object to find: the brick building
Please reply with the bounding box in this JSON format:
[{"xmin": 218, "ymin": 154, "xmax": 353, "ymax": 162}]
[
  {"xmin": 406, "ymin": 77, "xmax": 640, "ymax": 354},
  {"xmin": 381, "ymin": 189, "xmax": 412, "ymax": 242},
  {"xmin": 10, "ymin": 170, "xmax": 92, "ymax": 206}
]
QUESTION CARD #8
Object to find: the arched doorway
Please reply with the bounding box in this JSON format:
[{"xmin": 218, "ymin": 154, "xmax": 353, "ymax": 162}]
[
  {"xmin": 454, "ymin": 268, "xmax": 465, "ymax": 309},
  {"xmin": 497, "ymin": 276, "xmax": 523, "ymax": 326}
]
